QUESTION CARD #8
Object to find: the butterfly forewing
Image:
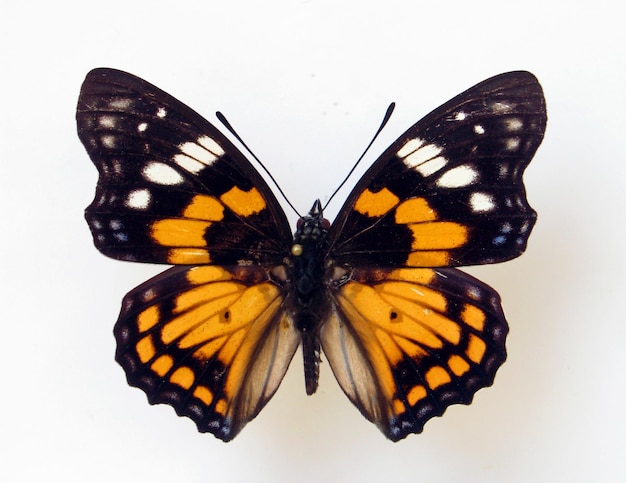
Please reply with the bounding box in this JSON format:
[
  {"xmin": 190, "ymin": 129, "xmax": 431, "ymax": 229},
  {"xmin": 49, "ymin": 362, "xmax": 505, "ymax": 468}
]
[
  {"xmin": 329, "ymin": 71, "xmax": 546, "ymax": 269},
  {"xmin": 78, "ymin": 68, "xmax": 291, "ymax": 266}
]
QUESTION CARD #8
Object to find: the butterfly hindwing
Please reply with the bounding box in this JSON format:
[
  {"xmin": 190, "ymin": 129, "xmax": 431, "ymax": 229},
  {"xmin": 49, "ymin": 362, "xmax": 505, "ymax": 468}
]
[
  {"xmin": 115, "ymin": 264, "xmax": 299, "ymax": 441},
  {"xmin": 78, "ymin": 68, "xmax": 291, "ymax": 266},
  {"xmin": 329, "ymin": 71, "xmax": 546, "ymax": 269},
  {"xmin": 323, "ymin": 266, "xmax": 507, "ymax": 441}
]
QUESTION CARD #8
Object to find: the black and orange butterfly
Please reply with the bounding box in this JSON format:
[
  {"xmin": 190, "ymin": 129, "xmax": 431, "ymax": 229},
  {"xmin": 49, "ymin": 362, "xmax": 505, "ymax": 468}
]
[{"xmin": 78, "ymin": 69, "xmax": 546, "ymax": 441}]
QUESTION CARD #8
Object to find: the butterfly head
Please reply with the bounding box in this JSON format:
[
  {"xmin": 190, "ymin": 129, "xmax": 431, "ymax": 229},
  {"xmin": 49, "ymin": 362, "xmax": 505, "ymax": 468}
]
[{"xmin": 291, "ymin": 199, "xmax": 330, "ymax": 257}]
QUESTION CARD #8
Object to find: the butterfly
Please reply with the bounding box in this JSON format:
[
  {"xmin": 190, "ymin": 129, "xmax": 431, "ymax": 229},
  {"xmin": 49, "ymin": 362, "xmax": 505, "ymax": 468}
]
[{"xmin": 78, "ymin": 68, "xmax": 546, "ymax": 441}]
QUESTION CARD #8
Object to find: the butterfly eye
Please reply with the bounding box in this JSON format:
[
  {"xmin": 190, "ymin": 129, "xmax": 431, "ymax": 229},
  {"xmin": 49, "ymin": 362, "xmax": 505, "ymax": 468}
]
[{"xmin": 321, "ymin": 218, "xmax": 331, "ymax": 230}]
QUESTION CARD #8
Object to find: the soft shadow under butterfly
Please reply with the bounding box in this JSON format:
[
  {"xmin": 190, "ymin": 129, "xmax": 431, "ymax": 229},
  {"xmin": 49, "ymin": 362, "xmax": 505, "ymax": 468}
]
[{"xmin": 78, "ymin": 69, "xmax": 546, "ymax": 441}]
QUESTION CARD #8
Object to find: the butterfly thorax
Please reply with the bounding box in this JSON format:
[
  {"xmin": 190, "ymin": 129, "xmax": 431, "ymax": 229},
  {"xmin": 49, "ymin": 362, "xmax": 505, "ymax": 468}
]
[{"xmin": 291, "ymin": 199, "xmax": 331, "ymax": 394}]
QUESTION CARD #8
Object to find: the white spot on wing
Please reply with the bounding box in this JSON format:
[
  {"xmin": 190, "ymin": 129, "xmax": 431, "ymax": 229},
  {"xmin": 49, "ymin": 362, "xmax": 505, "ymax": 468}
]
[
  {"xmin": 180, "ymin": 142, "xmax": 218, "ymax": 163},
  {"xmin": 137, "ymin": 122, "xmax": 148, "ymax": 132},
  {"xmin": 396, "ymin": 138, "xmax": 425, "ymax": 158},
  {"xmin": 174, "ymin": 136, "xmax": 225, "ymax": 174},
  {"xmin": 104, "ymin": 159, "xmax": 123, "ymax": 177},
  {"xmin": 157, "ymin": 107, "xmax": 167, "ymax": 118},
  {"xmin": 101, "ymin": 134, "xmax": 116, "ymax": 148},
  {"xmin": 142, "ymin": 288, "xmax": 157, "ymax": 303},
  {"xmin": 474, "ymin": 124, "xmax": 485, "ymax": 135},
  {"xmin": 505, "ymin": 137, "xmax": 521, "ymax": 151},
  {"xmin": 98, "ymin": 115, "xmax": 117, "ymax": 128},
  {"xmin": 142, "ymin": 162, "xmax": 184, "ymax": 185},
  {"xmin": 198, "ymin": 135, "xmax": 225, "ymax": 156},
  {"xmin": 505, "ymin": 117, "xmax": 523, "ymax": 131},
  {"xmin": 454, "ymin": 111, "xmax": 466, "ymax": 121},
  {"xmin": 491, "ymin": 101, "xmax": 512, "ymax": 113},
  {"xmin": 500, "ymin": 222, "xmax": 512, "ymax": 234},
  {"xmin": 466, "ymin": 285, "xmax": 481, "ymax": 300},
  {"xmin": 493, "ymin": 235, "xmax": 506, "ymax": 246},
  {"xmin": 109, "ymin": 98, "xmax": 132, "ymax": 110},
  {"xmin": 174, "ymin": 154, "xmax": 206, "ymax": 174},
  {"xmin": 414, "ymin": 156, "xmax": 447, "ymax": 177},
  {"xmin": 109, "ymin": 219, "xmax": 123, "ymax": 230},
  {"xmin": 398, "ymin": 138, "xmax": 447, "ymax": 177},
  {"xmin": 436, "ymin": 165, "xmax": 478, "ymax": 188},
  {"xmin": 469, "ymin": 192, "xmax": 496, "ymax": 213},
  {"xmin": 125, "ymin": 189, "xmax": 151, "ymax": 210}
]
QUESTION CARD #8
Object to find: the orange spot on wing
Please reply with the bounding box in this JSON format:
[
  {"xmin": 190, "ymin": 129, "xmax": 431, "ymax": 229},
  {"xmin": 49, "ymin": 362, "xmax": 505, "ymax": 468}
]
[
  {"xmin": 151, "ymin": 219, "xmax": 211, "ymax": 246},
  {"xmin": 425, "ymin": 366, "xmax": 451, "ymax": 389},
  {"xmin": 448, "ymin": 354, "xmax": 470, "ymax": 376},
  {"xmin": 354, "ymin": 188, "xmax": 400, "ymax": 217},
  {"xmin": 174, "ymin": 281, "xmax": 241, "ymax": 314},
  {"xmin": 374, "ymin": 328, "xmax": 404, "ymax": 365},
  {"xmin": 220, "ymin": 186, "xmax": 266, "ymax": 216},
  {"xmin": 393, "ymin": 335, "xmax": 429, "ymax": 359},
  {"xmin": 408, "ymin": 222, "xmax": 468, "ymax": 250},
  {"xmin": 166, "ymin": 248, "xmax": 211, "ymax": 264},
  {"xmin": 406, "ymin": 251, "xmax": 451, "ymax": 267},
  {"xmin": 183, "ymin": 195, "xmax": 225, "ymax": 221},
  {"xmin": 214, "ymin": 399, "xmax": 228, "ymax": 416},
  {"xmin": 407, "ymin": 385, "xmax": 427, "ymax": 406},
  {"xmin": 193, "ymin": 385, "xmax": 214, "ymax": 405},
  {"xmin": 137, "ymin": 306, "xmax": 160, "ymax": 333},
  {"xmin": 379, "ymin": 281, "xmax": 447, "ymax": 313},
  {"xmin": 466, "ymin": 334, "xmax": 487, "ymax": 363},
  {"xmin": 151, "ymin": 355, "xmax": 174, "ymax": 376},
  {"xmin": 393, "ymin": 398, "xmax": 407, "ymax": 414},
  {"xmin": 136, "ymin": 335, "xmax": 156, "ymax": 363},
  {"xmin": 395, "ymin": 197, "xmax": 437, "ymax": 223},
  {"xmin": 170, "ymin": 366, "xmax": 195, "ymax": 389},
  {"xmin": 387, "ymin": 268, "xmax": 436, "ymax": 285},
  {"xmin": 461, "ymin": 304, "xmax": 486, "ymax": 331},
  {"xmin": 186, "ymin": 266, "xmax": 232, "ymax": 284}
]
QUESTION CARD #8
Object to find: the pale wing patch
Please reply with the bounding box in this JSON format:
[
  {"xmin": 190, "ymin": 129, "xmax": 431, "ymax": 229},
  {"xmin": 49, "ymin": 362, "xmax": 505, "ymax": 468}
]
[
  {"xmin": 125, "ymin": 188, "xmax": 151, "ymax": 210},
  {"xmin": 142, "ymin": 161, "xmax": 184, "ymax": 185},
  {"xmin": 469, "ymin": 192, "xmax": 496, "ymax": 213},
  {"xmin": 174, "ymin": 135, "xmax": 226, "ymax": 174},
  {"xmin": 397, "ymin": 138, "xmax": 448, "ymax": 177},
  {"xmin": 320, "ymin": 305, "xmax": 395, "ymax": 428},
  {"xmin": 436, "ymin": 165, "xmax": 478, "ymax": 188}
]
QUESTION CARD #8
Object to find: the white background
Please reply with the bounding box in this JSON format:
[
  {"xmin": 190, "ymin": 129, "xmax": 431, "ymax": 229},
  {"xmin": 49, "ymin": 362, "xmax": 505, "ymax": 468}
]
[{"xmin": 2, "ymin": 1, "xmax": 624, "ymax": 482}]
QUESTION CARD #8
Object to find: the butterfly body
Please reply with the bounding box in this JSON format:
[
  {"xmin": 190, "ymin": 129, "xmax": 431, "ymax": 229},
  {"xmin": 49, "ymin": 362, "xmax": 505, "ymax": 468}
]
[
  {"xmin": 286, "ymin": 199, "xmax": 331, "ymax": 394},
  {"xmin": 78, "ymin": 69, "xmax": 546, "ymax": 441}
]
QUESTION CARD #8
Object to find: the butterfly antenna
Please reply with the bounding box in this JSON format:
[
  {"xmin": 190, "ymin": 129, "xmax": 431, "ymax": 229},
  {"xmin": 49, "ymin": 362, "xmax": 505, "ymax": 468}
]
[
  {"xmin": 216, "ymin": 111, "xmax": 302, "ymax": 218},
  {"xmin": 323, "ymin": 102, "xmax": 396, "ymax": 210}
]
